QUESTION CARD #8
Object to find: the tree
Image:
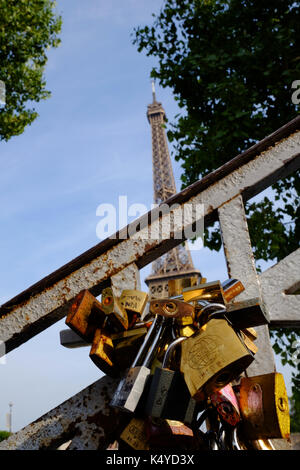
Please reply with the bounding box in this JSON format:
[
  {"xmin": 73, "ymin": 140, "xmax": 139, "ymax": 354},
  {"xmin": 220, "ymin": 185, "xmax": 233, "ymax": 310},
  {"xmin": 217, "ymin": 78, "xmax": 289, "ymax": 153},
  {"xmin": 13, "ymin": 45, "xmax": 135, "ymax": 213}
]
[
  {"xmin": 0, "ymin": 0, "xmax": 62, "ymax": 141},
  {"xmin": 133, "ymin": 0, "xmax": 300, "ymax": 427},
  {"xmin": 0, "ymin": 431, "xmax": 11, "ymax": 442}
]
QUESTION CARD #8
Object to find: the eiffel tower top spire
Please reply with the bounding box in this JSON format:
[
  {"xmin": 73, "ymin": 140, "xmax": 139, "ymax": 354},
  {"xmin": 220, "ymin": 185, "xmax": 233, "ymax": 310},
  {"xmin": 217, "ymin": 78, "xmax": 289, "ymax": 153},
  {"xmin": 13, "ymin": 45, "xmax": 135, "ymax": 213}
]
[
  {"xmin": 146, "ymin": 85, "xmax": 177, "ymax": 204},
  {"xmin": 151, "ymin": 80, "xmax": 156, "ymax": 103},
  {"xmin": 145, "ymin": 85, "xmax": 201, "ymax": 298}
]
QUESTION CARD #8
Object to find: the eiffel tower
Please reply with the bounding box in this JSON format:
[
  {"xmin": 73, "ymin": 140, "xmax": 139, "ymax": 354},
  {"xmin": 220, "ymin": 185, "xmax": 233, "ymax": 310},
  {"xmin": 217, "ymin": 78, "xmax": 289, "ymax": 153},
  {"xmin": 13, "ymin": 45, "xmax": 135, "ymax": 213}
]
[{"xmin": 145, "ymin": 83, "xmax": 201, "ymax": 299}]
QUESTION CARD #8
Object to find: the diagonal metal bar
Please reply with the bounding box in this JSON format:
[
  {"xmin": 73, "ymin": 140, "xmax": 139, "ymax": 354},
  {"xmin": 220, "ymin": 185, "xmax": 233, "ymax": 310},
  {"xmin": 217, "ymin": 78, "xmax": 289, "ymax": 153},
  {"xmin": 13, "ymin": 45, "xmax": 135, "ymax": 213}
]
[
  {"xmin": 218, "ymin": 194, "xmax": 276, "ymax": 376},
  {"xmin": 0, "ymin": 375, "xmax": 120, "ymax": 450},
  {"xmin": 259, "ymin": 249, "xmax": 300, "ymax": 327},
  {"xmin": 1, "ymin": 117, "xmax": 299, "ymax": 356}
]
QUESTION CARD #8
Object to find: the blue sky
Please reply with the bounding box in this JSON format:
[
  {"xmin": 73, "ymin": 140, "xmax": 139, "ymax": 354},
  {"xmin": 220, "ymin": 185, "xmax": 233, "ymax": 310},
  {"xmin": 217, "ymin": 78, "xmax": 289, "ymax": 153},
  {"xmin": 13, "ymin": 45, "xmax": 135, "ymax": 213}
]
[{"xmin": 0, "ymin": 0, "xmax": 293, "ymax": 432}]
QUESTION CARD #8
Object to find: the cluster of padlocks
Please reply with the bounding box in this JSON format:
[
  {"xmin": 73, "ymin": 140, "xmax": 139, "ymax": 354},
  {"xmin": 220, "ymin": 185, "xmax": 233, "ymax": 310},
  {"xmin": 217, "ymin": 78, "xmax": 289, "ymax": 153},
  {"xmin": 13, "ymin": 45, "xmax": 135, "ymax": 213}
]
[{"xmin": 65, "ymin": 277, "xmax": 290, "ymax": 450}]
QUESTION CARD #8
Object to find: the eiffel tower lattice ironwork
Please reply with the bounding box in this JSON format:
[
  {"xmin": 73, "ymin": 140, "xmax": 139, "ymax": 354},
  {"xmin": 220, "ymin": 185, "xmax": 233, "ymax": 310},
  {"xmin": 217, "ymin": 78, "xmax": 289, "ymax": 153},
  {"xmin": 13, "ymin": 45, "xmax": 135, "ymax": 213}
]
[{"xmin": 145, "ymin": 84, "xmax": 201, "ymax": 298}]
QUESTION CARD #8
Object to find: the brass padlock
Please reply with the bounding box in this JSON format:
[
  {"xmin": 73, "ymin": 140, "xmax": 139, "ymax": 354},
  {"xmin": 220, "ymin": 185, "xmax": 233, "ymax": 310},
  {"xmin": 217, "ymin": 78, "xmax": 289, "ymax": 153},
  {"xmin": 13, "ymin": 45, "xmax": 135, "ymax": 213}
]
[
  {"xmin": 168, "ymin": 276, "xmax": 199, "ymax": 298},
  {"xmin": 240, "ymin": 330, "xmax": 258, "ymax": 355},
  {"xmin": 149, "ymin": 298, "xmax": 195, "ymax": 320},
  {"xmin": 145, "ymin": 417, "xmax": 196, "ymax": 450},
  {"xmin": 226, "ymin": 298, "xmax": 270, "ymax": 329},
  {"xmin": 120, "ymin": 417, "xmax": 150, "ymax": 450},
  {"xmin": 101, "ymin": 287, "xmax": 129, "ymax": 331},
  {"xmin": 221, "ymin": 279, "xmax": 245, "ymax": 303},
  {"xmin": 89, "ymin": 328, "xmax": 119, "ymax": 377},
  {"xmin": 182, "ymin": 279, "xmax": 245, "ymax": 305},
  {"xmin": 182, "ymin": 280, "xmax": 224, "ymax": 303},
  {"xmin": 242, "ymin": 327, "xmax": 257, "ymax": 342},
  {"xmin": 119, "ymin": 289, "xmax": 149, "ymax": 327},
  {"xmin": 176, "ymin": 315, "xmax": 198, "ymax": 338},
  {"xmin": 91, "ymin": 323, "xmax": 151, "ymax": 375},
  {"xmin": 180, "ymin": 318, "xmax": 254, "ymax": 401},
  {"xmin": 65, "ymin": 290, "xmax": 105, "ymax": 342},
  {"xmin": 237, "ymin": 373, "xmax": 290, "ymax": 439},
  {"xmin": 114, "ymin": 330, "xmax": 148, "ymax": 371}
]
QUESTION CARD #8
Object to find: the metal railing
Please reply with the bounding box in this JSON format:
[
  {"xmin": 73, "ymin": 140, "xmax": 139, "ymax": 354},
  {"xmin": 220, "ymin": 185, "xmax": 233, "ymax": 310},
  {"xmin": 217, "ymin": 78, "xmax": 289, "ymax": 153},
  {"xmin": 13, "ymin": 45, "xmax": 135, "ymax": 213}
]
[{"xmin": 0, "ymin": 116, "xmax": 299, "ymax": 450}]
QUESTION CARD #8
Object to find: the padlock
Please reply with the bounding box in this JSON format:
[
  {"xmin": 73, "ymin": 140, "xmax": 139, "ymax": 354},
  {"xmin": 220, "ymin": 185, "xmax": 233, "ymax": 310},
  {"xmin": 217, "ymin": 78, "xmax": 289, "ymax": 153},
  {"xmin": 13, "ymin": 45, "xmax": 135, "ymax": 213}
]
[
  {"xmin": 89, "ymin": 328, "xmax": 119, "ymax": 377},
  {"xmin": 225, "ymin": 297, "xmax": 270, "ymax": 329},
  {"xmin": 119, "ymin": 417, "xmax": 150, "ymax": 450},
  {"xmin": 110, "ymin": 315, "xmax": 169, "ymax": 413},
  {"xmin": 145, "ymin": 417, "xmax": 196, "ymax": 450},
  {"xmin": 168, "ymin": 276, "xmax": 199, "ymax": 298},
  {"xmin": 149, "ymin": 298, "xmax": 195, "ymax": 320},
  {"xmin": 65, "ymin": 290, "xmax": 105, "ymax": 342},
  {"xmin": 101, "ymin": 287, "xmax": 129, "ymax": 331},
  {"xmin": 119, "ymin": 289, "xmax": 149, "ymax": 328},
  {"xmin": 114, "ymin": 331, "xmax": 148, "ymax": 371},
  {"xmin": 201, "ymin": 407, "xmax": 222, "ymax": 450},
  {"xmin": 221, "ymin": 278, "xmax": 245, "ymax": 303},
  {"xmin": 182, "ymin": 280, "xmax": 224, "ymax": 303},
  {"xmin": 193, "ymin": 301, "xmax": 225, "ymax": 327},
  {"xmin": 240, "ymin": 330, "xmax": 258, "ymax": 355},
  {"xmin": 90, "ymin": 322, "xmax": 151, "ymax": 377},
  {"xmin": 237, "ymin": 372, "xmax": 290, "ymax": 439},
  {"xmin": 180, "ymin": 317, "xmax": 254, "ymax": 402},
  {"xmin": 247, "ymin": 439, "xmax": 275, "ymax": 450},
  {"xmin": 150, "ymin": 298, "xmax": 197, "ymax": 338},
  {"xmin": 111, "ymin": 322, "xmax": 150, "ymax": 342},
  {"xmin": 209, "ymin": 383, "xmax": 241, "ymax": 426},
  {"xmin": 175, "ymin": 315, "xmax": 198, "ymax": 338},
  {"xmin": 145, "ymin": 336, "xmax": 197, "ymax": 424},
  {"xmin": 228, "ymin": 427, "xmax": 248, "ymax": 451},
  {"xmin": 182, "ymin": 278, "xmax": 245, "ymax": 305},
  {"xmin": 195, "ymin": 298, "xmax": 269, "ymax": 330},
  {"xmin": 242, "ymin": 327, "xmax": 257, "ymax": 341}
]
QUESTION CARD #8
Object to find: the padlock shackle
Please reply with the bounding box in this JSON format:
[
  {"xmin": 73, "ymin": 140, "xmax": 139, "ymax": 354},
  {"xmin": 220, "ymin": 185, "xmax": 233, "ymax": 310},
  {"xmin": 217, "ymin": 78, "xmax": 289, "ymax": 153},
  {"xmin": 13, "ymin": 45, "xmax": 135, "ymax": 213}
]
[
  {"xmin": 231, "ymin": 427, "xmax": 246, "ymax": 451},
  {"xmin": 200, "ymin": 303, "xmax": 225, "ymax": 313},
  {"xmin": 162, "ymin": 336, "xmax": 187, "ymax": 369},
  {"xmin": 131, "ymin": 314, "xmax": 161, "ymax": 368},
  {"xmin": 195, "ymin": 302, "xmax": 226, "ymax": 325},
  {"xmin": 142, "ymin": 320, "xmax": 167, "ymax": 368}
]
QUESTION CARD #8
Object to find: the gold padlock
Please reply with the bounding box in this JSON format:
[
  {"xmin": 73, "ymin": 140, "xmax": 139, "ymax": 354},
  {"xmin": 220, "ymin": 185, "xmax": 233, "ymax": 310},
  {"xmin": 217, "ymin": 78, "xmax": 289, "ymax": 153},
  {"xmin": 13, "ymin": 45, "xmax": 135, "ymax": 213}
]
[
  {"xmin": 119, "ymin": 289, "xmax": 149, "ymax": 327},
  {"xmin": 120, "ymin": 417, "xmax": 150, "ymax": 450},
  {"xmin": 240, "ymin": 330, "xmax": 258, "ymax": 355},
  {"xmin": 89, "ymin": 328, "xmax": 119, "ymax": 377},
  {"xmin": 101, "ymin": 287, "xmax": 129, "ymax": 331},
  {"xmin": 182, "ymin": 279, "xmax": 245, "ymax": 305},
  {"xmin": 149, "ymin": 298, "xmax": 195, "ymax": 319},
  {"xmin": 180, "ymin": 318, "xmax": 254, "ymax": 401},
  {"xmin": 221, "ymin": 278, "xmax": 245, "ymax": 303},
  {"xmin": 168, "ymin": 276, "xmax": 199, "ymax": 298},
  {"xmin": 182, "ymin": 280, "xmax": 224, "ymax": 303},
  {"xmin": 114, "ymin": 330, "xmax": 148, "ymax": 371},
  {"xmin": 65, "ymin": 290, "xmax": 105, "ymax": 342},
  {"xmin": 238, "ymin": 373, "xmax": 290, "ymax": 439}
]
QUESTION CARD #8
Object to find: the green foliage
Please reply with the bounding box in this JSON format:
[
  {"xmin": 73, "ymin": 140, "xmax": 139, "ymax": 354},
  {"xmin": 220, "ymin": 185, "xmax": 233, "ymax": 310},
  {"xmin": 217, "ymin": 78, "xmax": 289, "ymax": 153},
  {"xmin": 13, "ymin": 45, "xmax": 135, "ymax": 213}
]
[
  {"xmin": 133, "ymin": 0, "xmax": 300, "ymax": 430},
  {"xmin": 132, "ymin": 0, "xmax": 300, "ymax": 261},
  {"xmin": 0, "ymin": 0, "xmax": 62, "ymax": 140},
  {"xmin": 290, "ymin": 385, "xmax": 300, "ymax": 432},
  {"xmin": 0, "ymin": 430, "xmax": 11, "ymax": 442}
]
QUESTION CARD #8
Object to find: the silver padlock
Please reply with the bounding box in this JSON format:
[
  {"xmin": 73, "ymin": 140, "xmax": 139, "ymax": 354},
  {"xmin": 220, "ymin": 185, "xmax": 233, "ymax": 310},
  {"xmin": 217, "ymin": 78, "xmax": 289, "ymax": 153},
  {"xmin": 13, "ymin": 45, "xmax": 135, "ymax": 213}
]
[{"xmin": 110, "ymin": 315, "xmax": 168, "ymax": 413}]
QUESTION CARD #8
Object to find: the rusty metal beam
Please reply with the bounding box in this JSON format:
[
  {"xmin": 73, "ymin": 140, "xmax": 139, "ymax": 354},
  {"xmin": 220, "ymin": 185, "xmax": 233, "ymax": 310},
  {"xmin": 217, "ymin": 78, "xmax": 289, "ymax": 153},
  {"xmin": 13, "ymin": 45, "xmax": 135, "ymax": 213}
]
[
  {"xmin": 1, "ymin": 118, "xmax": 300, "ymax": 356},
  {"xmin": 218, "ymin": 194, "xmax": 276, "ymax": 376},
  {"xmin": 260, "ymin": 249, "xmax": 300, "ymax": 327},
  {"xmin": 0, "ymin": 375, "xmax": 121, "ymax": 450}
]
